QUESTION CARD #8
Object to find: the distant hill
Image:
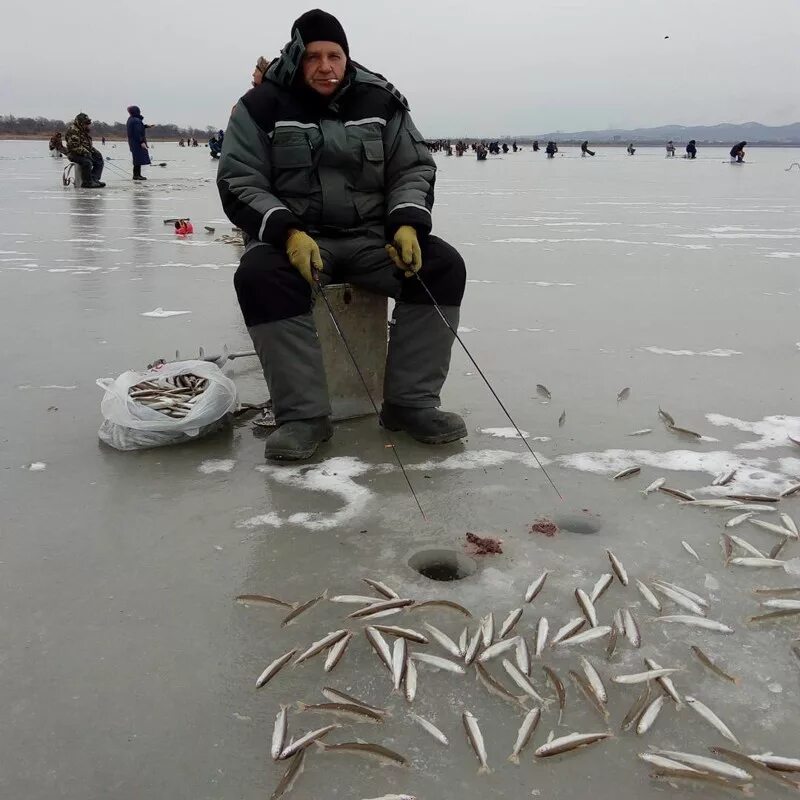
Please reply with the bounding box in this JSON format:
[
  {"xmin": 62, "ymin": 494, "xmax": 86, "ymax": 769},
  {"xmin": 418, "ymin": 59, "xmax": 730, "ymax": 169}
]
[{"xmin": 530, "ymin": 121, "xmax": 800, "ymax": 145}]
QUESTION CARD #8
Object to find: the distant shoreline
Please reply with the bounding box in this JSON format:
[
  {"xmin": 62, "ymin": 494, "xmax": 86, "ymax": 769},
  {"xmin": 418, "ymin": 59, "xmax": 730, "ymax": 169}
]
[{"xmin": 0, "ymin": 133, "xmax": 192, "ymax": 142}]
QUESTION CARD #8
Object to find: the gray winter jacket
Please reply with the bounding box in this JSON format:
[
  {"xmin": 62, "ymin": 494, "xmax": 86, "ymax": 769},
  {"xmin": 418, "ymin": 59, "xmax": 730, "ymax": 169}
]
[{"xmin": 217, "ymin": 33, "xmax": 436, "ymax": 246}]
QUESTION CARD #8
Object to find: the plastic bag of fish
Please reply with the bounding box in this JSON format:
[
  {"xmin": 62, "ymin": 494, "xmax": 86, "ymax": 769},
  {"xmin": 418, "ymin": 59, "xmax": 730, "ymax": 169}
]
[{"xmin": 96, "ymin": 360, "xmax": 238, "ymax": 450}]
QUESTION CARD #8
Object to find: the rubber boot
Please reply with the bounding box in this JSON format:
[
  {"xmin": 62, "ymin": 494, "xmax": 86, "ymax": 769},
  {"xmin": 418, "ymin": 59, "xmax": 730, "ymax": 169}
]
[
  {"xmin": 79, "ymin": 163, "xmax": 93, "ymax": 188},
  {"xmin": 133, "ymin": 165, "xmax": 146, "ymax": 181},
  {"xmin": 263, "ymin": 417, "xmax": 334, "ymax": 461},
  {"xmin": 380, "ymin": 303, "xmax": 466, "ymax": 444},
  {"xmin": 247, "ymin": 313, "xmax": 333, "ymax": 460}
]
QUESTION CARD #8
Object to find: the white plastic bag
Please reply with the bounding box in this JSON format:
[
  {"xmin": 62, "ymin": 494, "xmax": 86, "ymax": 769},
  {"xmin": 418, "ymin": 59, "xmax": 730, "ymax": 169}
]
[{"xmin": 97, "ymin": 360, "xmax": 238, "ymax": 450}]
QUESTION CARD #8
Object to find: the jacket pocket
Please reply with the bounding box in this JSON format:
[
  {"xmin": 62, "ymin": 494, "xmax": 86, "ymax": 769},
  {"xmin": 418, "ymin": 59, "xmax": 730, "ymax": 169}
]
[
  {"xmin": 358, "ymin": 138, "xmax": 384, "ymax": 190},
  {"xmin": 271, "ymin": 143, "xmax": 313, "ymax": 196}
]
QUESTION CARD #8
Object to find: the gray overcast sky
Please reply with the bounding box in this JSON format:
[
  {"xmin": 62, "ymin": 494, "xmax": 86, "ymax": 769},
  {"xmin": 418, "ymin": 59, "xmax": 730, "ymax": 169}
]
[{"xmin": 1, "ymin": 0, "xmax": 798, "ymax": 136}]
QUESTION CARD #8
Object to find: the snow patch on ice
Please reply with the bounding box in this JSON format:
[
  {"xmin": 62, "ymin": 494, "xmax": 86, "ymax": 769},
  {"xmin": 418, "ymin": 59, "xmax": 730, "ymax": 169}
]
[
  {"xmin": 26, "ymin": 462, "xmax": 47, "ymax": 471},
  {"xmin": 412, "ymin": 449, "xmax": 547, "ymax": 472},
  {"xmin": 198, "ymin": 459, "xmax": 236, "ymax": 474},
  {"xmin": 140, "ymin": 307, "xmax": 191, "ymax": 318},
  {"xmin": 457, "ymin": 326, "xmax": 478, "ymax": 333},
  {"xmin": 706, "ymin": 414, "xmax": 800, "ymax": 450},
  {"xmin": 477, "ymin": 427, "xmax": 530, "ymax": 439},
  {"xmin": 765, "ymin": 252, "xmax": 800, "ymax": 259},
  {"xmin": 255, "ymin": 457, "xmax": 372, "ymax": 532},
  {"xmin": 643, "ymin": 346, "xmax": 742, "ymax": 357},
  {"xmin": 235, "ymin": 513, "xmax": 282, "ymax": 529}
]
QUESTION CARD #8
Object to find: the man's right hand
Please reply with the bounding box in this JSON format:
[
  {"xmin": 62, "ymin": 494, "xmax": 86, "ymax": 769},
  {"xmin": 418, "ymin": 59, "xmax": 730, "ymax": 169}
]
[{"xmin": 285, "ymin": 229, "xmax": 323, "ymax": 285}]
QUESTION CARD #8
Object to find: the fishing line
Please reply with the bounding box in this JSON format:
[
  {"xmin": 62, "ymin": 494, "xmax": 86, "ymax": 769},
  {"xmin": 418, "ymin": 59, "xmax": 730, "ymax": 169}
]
[
  {"xmin": 314, "ymin": 281, "xmax": 426, "ymax": 520},
  {"xmin": 413, "ymin": 271, "xmax": 564, "ymax": 501}
]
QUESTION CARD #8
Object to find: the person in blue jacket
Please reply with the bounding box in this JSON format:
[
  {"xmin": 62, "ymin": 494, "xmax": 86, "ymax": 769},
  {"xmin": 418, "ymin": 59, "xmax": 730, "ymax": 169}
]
[
  {"xmin": 209, "ymin": 129, "xmax": 224, "ymax": 159},
  {"xmin": 126, "ymin": 105, "xmax": 151, "ymax": 181}
]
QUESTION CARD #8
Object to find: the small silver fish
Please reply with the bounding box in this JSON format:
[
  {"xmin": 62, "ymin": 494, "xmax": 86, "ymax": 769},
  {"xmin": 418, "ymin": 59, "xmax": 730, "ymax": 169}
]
[
  {"xmin": 475, "ymin": 661, "xmax": 527, "ymax": 708},
  {"xmin": 270, "ymin": 749, "xmax": 306, "ymax": 800},
  {"xmin": 271, "ymin": 705, "xmax": 288, "ymax": 760},
  {"xmin": 515, "ymin": 636, "xmax": 531, "ymax": 676},
  {"xmin": 423, "ymin": 623, "xmax": 462, "ymax": 658},
  {"xmin": 750, "ymin": 519, "xmax": 798, "ymax": 539},
  {"xmin": 294, "ymin": 630, "xmax": 349, "ymax": 665},
  {"xmin": 613, "ymin": 668, "xmax": 680, "ymax": 685},
  {"xmin": 411, "ymin": 652, "xmax": 465, "ymax": 674},
  {"xmin": 590, "ymin": 573, "xmax": 614, "ymax": 603},
  {"xmin": 279, "ymin": 724, "xmax": 339, "ymax": 759},
  {"xmin": 641, "ymin": 477, "xmax": 666, "ymax": 495},
  {"xmin": 534, "ymin": 731, "xmax": 612, "ymax": 758},
  {"xmin": 478, "ymin": 636, "xmax": 520, "ymax": 664},
  {"xmin": 628, "ymin": 428, "xmax": 653, "ymax": 436},
  {"xmin": 761, "ymin": 599, "xmax": 800, "ymax": 610},
  {"xmin": 655, "ymin": 580, "xmax": 708, "ymax": 608},
  {"xmin": 659, "ymin": 486, "xmax": 696, "ymax": 501},
  {"xmin": 480, "ymin": 613, "xmax": 495, "ymax": 647},
  {"xmin": 535, "ymin": 616, "xmax": 549, "ymax": 655},
  {"xmin": 373, "ymin": 625, "xmax": 429, "ymax": 644},
  {"xmin": 536, "ymin": 384, "xmax": 552, "ymax": 401},
  {"xmin": 558, "ymin": 409, "xmax": 566, "ymax": 427},
  {"xmin": 749, "ymin": 754, "xmax": 800, "ymax": 772},
  {"xmin": 617, "ymin": 387, "xmax": 631, "ymax": 403},
  {"xmin": 728, "ymin": 534, "xmax": 766, "ymax": 559},
  {"xmin": 404, "ymin": 658, "xmax": 417, "ymax": 702},
  {"xmin": 525, "ymin": 570, "xmax": 550, "ymax": 603},
  {"xmin": 557, "ymin": 625, "xmax": 611, "ymax": 647},
  {"xmin": 781, "ymin": 483, "xmax": 800, "ymax": 499},
  {"xmin": 730, "ymin": 557, "xmax": 785, "ymax": 568},
  {"xmin": 348, "ymin": 598, "xmax": 414, "ymax": 619},
  {"xmin": 685, "ymin": 695, "xmax": 739, "ymax": 744},
  {"xmin": 509, "ymin": 707, "xmax": 541, "ymax": 764},
  {"xmin": 606, "ymin": 549, "xmax": 629, "ymax": 586},
  {"xmin": 622, "ymin": 608, "xmax": 641, "ymax": 648},
  {"xmin": 650, "ymin": 749, "xmax": 752, "ymax": 782},
  {"xmin": 464, "ymin": 629, "xmax": 483, "ymax": 666},
  {"xmin": 324, "ymin": 631, "xmax": 354, "ymax": 673},
  {"xmin": 644, "ymin": 656, "xmax": 682, "ymax": 705},
  {"xmin": 635, "ymin": 579, "xmax": 662, "ymax": 612},
  {"xmin": 780, "ymin": 513, "xmax": 799, "ymax": 536},
  {"xmin": 613, "ymin": 466, "xmax": 641, "ymax": 480},
  {"xmin": 503, "ymin": 659, "xmax": 549, "ymax": 704},
  {"xmin": 409, "ymin": 712, "xmax": 448, "ymax": 746},
  {"xmin": 236, "ymin": 594, "xmax": 293, "ymax": 609},
  {"xmin": 668, "ymin": 424, "xmax": 702, "ymax": 438},
  {"xmin": 679, "ymin": 498, "xmax": 740, "ymax": 508},
  {"xmin": 550, "ymin": 617, "xmax": 585, "ymax": 646},
  {"xmin": 320, "ymin": 687, "xmax": 386, "ymax": 715},
  {"xmin": 363, "ymin": 578, "xmax": 399, "ymax": 599},
  {"xmin": 580, "ymin": 656, "xmax": 608, "ymax": 704},
  {"xmin": 575, "ymin": 588, "xmax": 599, "ymax": 627},
  {"xmin": 392, "ymin": 638, "xmax": 407, "ymax": 691},
  {"xmin": 658, "ymin": 407, "xmax": 675, "ymax": 426},
  {"xmin": 281, "ymin": 592, "xmax": 327, "ymax": 627},
  {"xmin": 256, "ymin": 649, "xmax": 297, "ymax": 689},
  {"xmin": 636, "ymin": 695, "xmax": 665, "ymax": 735},
  {"xmin": 725, "ymin": 512, "xmax": 755, "ymax": 528},
  {"xmin": 462, "ymin": 711, "xmax": 491, "ymax": 773},
  {"xmin": 330, "ymin": 595, "xmax": 381, "ymax": 604},
  {"xmin": 499, "ymin": 607, "xmax": 524, "ymax": 639},
  {"xmin": 458, "ymin": 627, "xmax": 469, "ymax": 656},
  {"xmin": 657, "ymin": 615, "xmax": 733, "ymax": 633},
  {"xmin": 316, "ymin": 741, "xmax": 408, "ymax": 766},
  {"xmin": 652, "ymin": 582, "xmax": 706, "ymax": 616},
  {"xmin": 298, "ymin": 702, "xmax": 383, "ymax": 724},
  {"xmin": 364, "ymin": 626, "xmax": 393, "ymax": 671},
  {"xmin": 681, "ymin": 541, "xmax": 700, "ymax": 561}
]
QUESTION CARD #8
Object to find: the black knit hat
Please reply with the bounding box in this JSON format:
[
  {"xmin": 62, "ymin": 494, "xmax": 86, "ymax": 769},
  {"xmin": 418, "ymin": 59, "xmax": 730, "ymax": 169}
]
[{"xmin": 292, "ymin": 9, "xmax": 349, "ymax": 56}]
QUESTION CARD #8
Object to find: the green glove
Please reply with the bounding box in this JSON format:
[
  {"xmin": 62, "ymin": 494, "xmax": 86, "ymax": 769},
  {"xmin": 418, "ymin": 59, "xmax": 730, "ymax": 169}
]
[
  {"xmin": 386, "ymin": 225, "xmax": 422, "ymax": 277},
  {"xmin": 286, "ymin": 229, "xmax": 323, "ymax": 285}
]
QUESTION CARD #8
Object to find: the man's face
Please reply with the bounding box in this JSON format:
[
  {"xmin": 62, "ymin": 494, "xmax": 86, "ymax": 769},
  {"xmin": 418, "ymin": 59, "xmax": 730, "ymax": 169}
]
[
  {"xmin": 302, "ymin": 41, "xmax": 346, "ymax": 96},
  {"xmin": 252, "ymin": 66, "xmax": 263, "ymax": 88}
]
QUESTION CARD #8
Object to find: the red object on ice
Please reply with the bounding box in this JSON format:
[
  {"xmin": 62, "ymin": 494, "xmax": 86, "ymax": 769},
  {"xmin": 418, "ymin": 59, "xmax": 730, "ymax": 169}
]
[
  {"xmin": 175, "ymin": 220, "xmax": 194, "ymax": 235},
  {"xmin": 465, "ymin": 532, "xmax": 503, "ymax": 555}
]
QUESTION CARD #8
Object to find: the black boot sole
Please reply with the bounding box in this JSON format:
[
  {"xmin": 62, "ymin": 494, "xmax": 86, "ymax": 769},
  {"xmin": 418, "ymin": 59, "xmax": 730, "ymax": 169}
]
[
  {"xmin": 264, "ymin": 431, "xmax": 334, "ymax": 462},
  {"xmin": 380, "ymin": 416, "xmax": 467, "ymax": 445}
]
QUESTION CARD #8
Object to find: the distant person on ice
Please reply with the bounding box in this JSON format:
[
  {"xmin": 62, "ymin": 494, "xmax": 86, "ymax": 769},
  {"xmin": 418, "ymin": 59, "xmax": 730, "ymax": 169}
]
[
  {"xmin": 627, "ymin": 143, "xmax": 636, "ymax": 155},
  {"xmin": 545, "ymin": 140, "xmax": 558, "ymax": 158},
  {"xmin": 209, "ymin": 130, "xmax": 224, "ymax": 158},
  {"xmin": 581, "ymin": 140, "xmax": 595, "ymax": 157},
  {"xmin": 252, "ymin": 56, "xmax": 273, "ymax": 87},
  {"xmin": 49, "ymin": 131, "xmax": 66, "ymax": 157},
  {"xmin": 730, "ymin": 141, "xmax": 746, "ymax": 163},
  {"xmin": 218, "ymin": 9, "xmax": 467, "ymax": 461},
  {"xmin": 126, "ymin": 105, "xmax": 151, "ymax": 181},
  {"xmin": 65, "ymin": 113, "xmax": 105, "ymax": 188},
  {"xmin": 686, "ymin": 139, "xmax": 697, "ymax": 159},
  {"xmin": 666, "ymin": 140, "xmax": 676, "ymax": 157}
]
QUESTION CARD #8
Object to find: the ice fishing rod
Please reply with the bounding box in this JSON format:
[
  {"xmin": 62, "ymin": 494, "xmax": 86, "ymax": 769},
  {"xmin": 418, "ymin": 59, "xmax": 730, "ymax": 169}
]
[
  {"xmin": 413, "ymin": 272, "xmax": 564, "ymax": 501},
  {"xmin": 313, "ymin": 281, "xmax": 427, "ymax": 520}
]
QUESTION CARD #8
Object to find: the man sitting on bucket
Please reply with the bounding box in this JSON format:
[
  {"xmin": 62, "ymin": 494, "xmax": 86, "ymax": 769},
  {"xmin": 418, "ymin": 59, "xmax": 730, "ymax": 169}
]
[{"xmin": 218, "ymin": 9, "xmax": 467, "ymax": 461}]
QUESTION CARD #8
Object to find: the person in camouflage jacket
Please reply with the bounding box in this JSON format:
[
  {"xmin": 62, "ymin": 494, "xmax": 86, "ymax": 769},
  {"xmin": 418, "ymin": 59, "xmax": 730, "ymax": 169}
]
[
  {"xmin": 218, "ymin": 9, "xmax": 467, "ymax": 461},
  {"xmin": 65, "ymin": 113, "xmax": 105, "ymax": 188}
]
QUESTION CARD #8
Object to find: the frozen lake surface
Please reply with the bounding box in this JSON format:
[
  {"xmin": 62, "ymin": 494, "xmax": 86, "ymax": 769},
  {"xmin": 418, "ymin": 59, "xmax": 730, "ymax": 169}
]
[{"xmin": 1, "ymin": 140, "xmax": 799, "ymax": 799}]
